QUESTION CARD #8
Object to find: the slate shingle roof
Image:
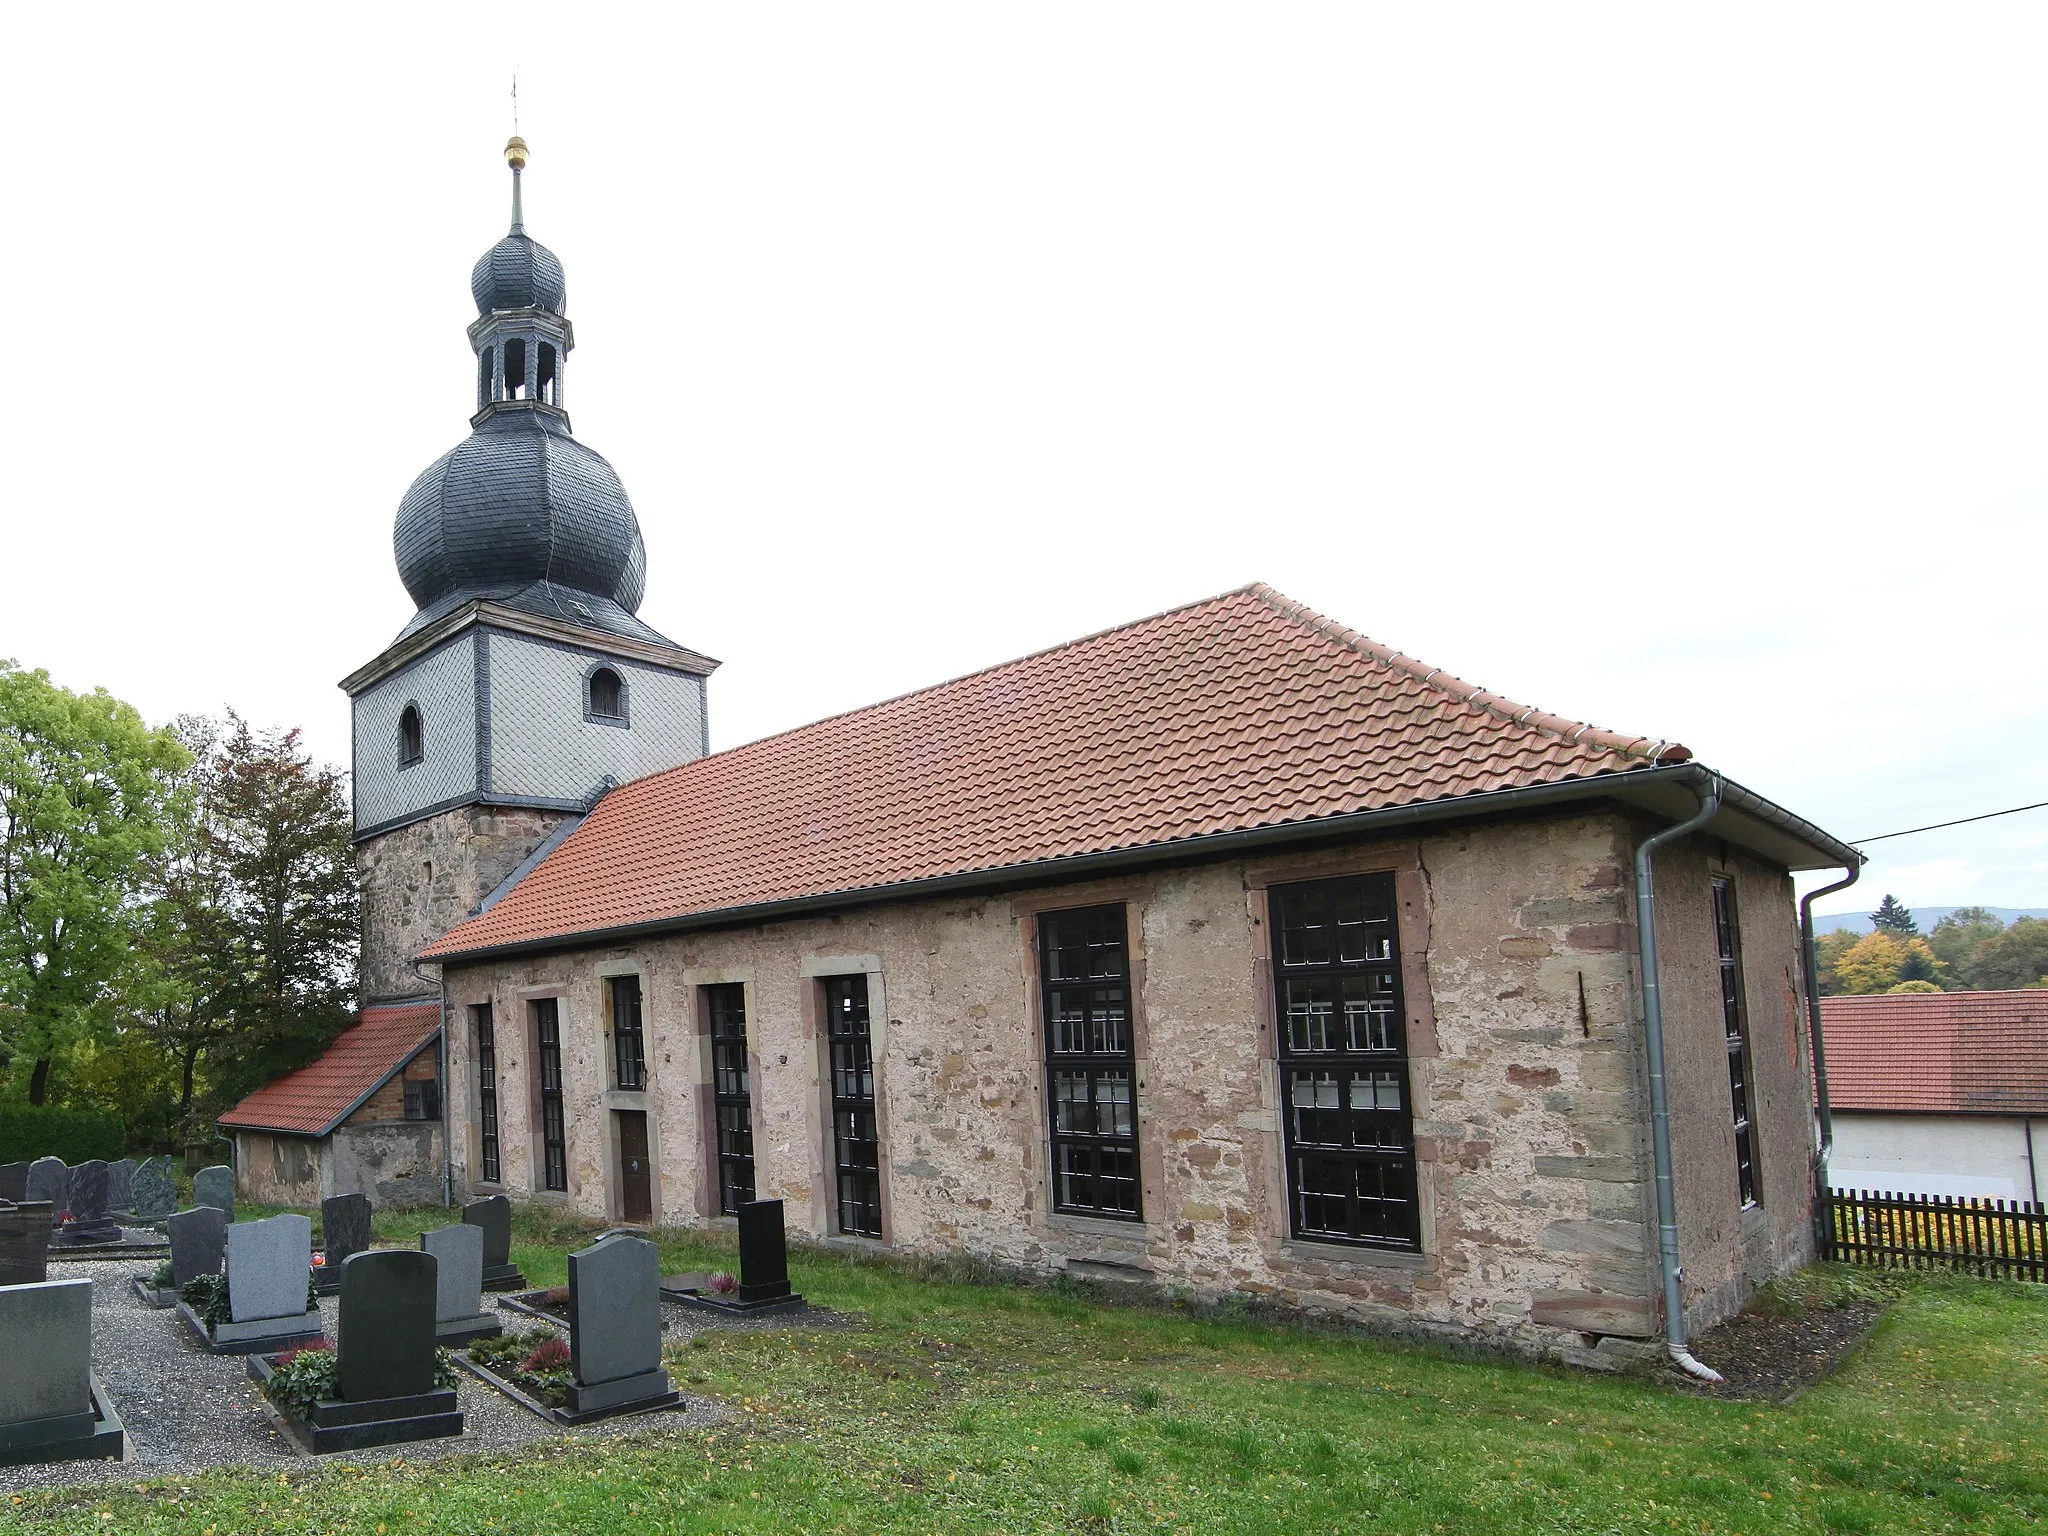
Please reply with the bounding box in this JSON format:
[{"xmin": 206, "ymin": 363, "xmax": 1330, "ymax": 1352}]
[
  {"xmin": 1821, "ymin": 990, "xmax": 2048, "ymax": 1115},
  {"xmin": 216, "ymin": 1004, "xmax": 441, "ymax": 1137},
  {"xmin": 424, "ymin": 583, "xmax": 1687, "ymax": 960}
]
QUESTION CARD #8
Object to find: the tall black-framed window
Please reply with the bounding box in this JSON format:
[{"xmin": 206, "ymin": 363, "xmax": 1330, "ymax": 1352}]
[
  {"xmin": 1039, "ymin": 904, "xmax": 1142, "ymax": 1219},
  {"xmin": 1272, "ymin": 872, "xmax": 1418, "ymax": 1250},
  {"xmin": 1712, "ymin": 877, "xmax": 1760, "ymax": 1208},
  {"xmin": 824, "ymin": 974, "xmax": 882, "ymax": 1237},
  {"xmin": 706, "ymin": 983, "xmax": 755, "ymax": 1215},
  {"xmin": 610, "ymin": 974, "xmax": 646, "ymax": 1090},
  {"xmin": 397, "ymin": 704, "xmax": 423, "ymax": 767},
  {"xmin": 473, "ymin": 1002, "xmax": 501, "ymax": 1185},
  {"xmin": 534, "ymin": 997, "xmax": 567, "ymax": 1193}
]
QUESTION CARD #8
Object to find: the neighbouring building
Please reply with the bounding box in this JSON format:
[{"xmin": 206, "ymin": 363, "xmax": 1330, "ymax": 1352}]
[
  {"xmin": 232, "ymin": 139, "xmax": 1866, "ymax": 1364},
  {"xmin": 1821, "ymin": 990, "xmax": 2047, "ymax": 1203}
]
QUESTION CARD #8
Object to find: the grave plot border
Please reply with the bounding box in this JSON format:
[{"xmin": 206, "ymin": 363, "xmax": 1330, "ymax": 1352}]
[
  {"xmin": 0, "ymin": 1375, "xmax": 128, "ymax": 1468},
  {"xmin": 452, "ymin": 1350, "xmax": 683, "ymax": 1428},
  {"xmin": 131, "ymin": 1276, "xmax": 178, "ymax": 1310},
  {"xmin": 176, "ymin": 1299, "xmax": 326, "ymax": 1357},
  {"xmin": 436, "ymin": 1311, "xmax": 504, "ymax": 1347},
  {"xmin": 246, "ymin": 1354, "xmax": 464, "ymax": 1455},
  {"xmin": 662, "ymin": 1284, "xmax": 807, "ymax": 1318},
  {"xmin": 43, "ymin": 1231, "xmax": 169, "ymax": 1262},
  {"xmin": 495, "ymin": 1289, "xmax": 566, "ymax": 1324}
]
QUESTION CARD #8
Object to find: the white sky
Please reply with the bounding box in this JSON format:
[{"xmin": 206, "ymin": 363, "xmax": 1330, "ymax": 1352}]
[{"xmin": 3, "ymin": 6, "xmax": 2043, "ymax": 912}]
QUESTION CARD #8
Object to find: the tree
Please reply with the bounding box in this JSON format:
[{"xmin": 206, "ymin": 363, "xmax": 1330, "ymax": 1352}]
[
  {"xmin": 1929, "ymin": 907, "xmax": 2004, "ymax": 981},
  {"xmin": 1962, "ymin": 917, "xmax": 2048, "ymax": 991},
  {"xmin": 1886, "ymin": 980, "xmax": 1943, "ymax": 994},
  {"xmin": 0, "ymin": 662, "xmax": 189, "ymax": 1104},
  {"xmin": 1832, "ymin": 931, "xmax": 1945, "ymax": 995},
  {"xmin": 1814, "ymin": 928, "xmax": 1863, "ymax": 995},
  {"xmin": 1870, "ymin": 894, "xmax": 1919, "ymax": 935}
]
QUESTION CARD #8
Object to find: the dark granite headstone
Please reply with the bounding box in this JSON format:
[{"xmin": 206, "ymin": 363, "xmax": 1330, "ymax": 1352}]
[
  {"xmin": 106, "ymin": 1159, "xmax": 135, "ymax": 1214},
  {"xmin": 130, "ymin": 1159, "xmax": 177, "ymax": 1222},
  {"xmin": 0, "ymin": 1277, "xmax": 92, "ymax": 1423},
  {"xmin": 54, "ymin": 1160, "xmax": 120, "ymax": 1246},
  {"xmin": 24, "ymin": 1158, "xmax": 66, "ymax": 1210},
  {"xmin": 323, "ymin": 1193, "xmax": 371, "ymax": 1268},
  {"xmin": 737, "ymin": 1199, "xmax": 794, "ymax": 1304},
  {"xmin": 337, "ymin": 1249, "xmax": 437, "ymax": 1403},
  {"xmin": 0, "ymin": 1163, "xmax": 27, "ymax": 1202},
  {"xmin": 564, "ymin": 1233, "xmax": 674, "ymax": 1416},
  {"xmin": 192, "ymin": 1165, "xmax": 234, "ymax": 1221},
  {"xmin": 463, "ymin": 1195, "xmax": 525, "ymax": 1289},
  {"xmin": 166, "ymin": 1206, "xmax": 227, "ymax": 1288},
  {"xmin": 0, "ymin": 1202, "xmax": 53, "ymax": 1286}
]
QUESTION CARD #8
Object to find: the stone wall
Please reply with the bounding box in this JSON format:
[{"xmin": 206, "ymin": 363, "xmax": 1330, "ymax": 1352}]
[
  {"xmin": 357, "ymin": 804, "xmax": 572, "ymax": 1003},
  {"xmin": 232, "ymin": 1130, "xmax": 323, "ymax": 1207},
  {"xmin": 439, "ymin": 809, "xmax": 1810, "ymax": 1354},
  {"xmin": 325, "ymin": 1122, "xmax": 443, "ymax": 1207}
]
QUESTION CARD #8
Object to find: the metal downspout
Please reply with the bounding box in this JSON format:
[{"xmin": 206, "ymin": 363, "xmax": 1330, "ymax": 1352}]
[
  {"xmin": 1798, "ymin": 865, "xmax": 1862, "ymax": 1247},
  {"xmin": 1634, "ymin": 772, "xmax": 1724, "ymax": 1382}
]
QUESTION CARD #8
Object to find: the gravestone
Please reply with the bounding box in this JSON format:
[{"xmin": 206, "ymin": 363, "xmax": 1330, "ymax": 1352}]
[
  {"xmin": 107, "ymin": 1159, "xmax": 136, "ymax": 1214},
  {"xmin": 227, "ymin": 1214, "xmax": 312, "ymax": 1324},
  {"xmin": 0, "ymin": 1162, "xmax": 27, "ymax": 1202},
  {"xmin": 737, "ymin": 1199, "xmax": 798, "ymax": 1305},
  {"xmin": 0, "ymin": 1202, "xmax": 54, "ymax": 1286},
  {"xmin": 192, "ymin": 1165, "xmax": 235, "ymax": 1221},
  {"xmin": 24, "ymin": 1157, "xmax": 66, "ymax": 1210},
  {"xmin": 166, "ymin": 1205, "xmax": 228, "ymax": 1288},
  {"xmin": 419, "ymin": 1222, "xmax": 498, "ymax": 1344},
  {"xmin": 316, "ymin": 1193, "xmax": 371, "ymax": 1293},
  {"xmin": 130, "ymin": 1159, "xmax": 177, "ymax": 1222},
  {"xmin": 0, "ymin": 1278, "xmax": 125, "ymax": 1465},
  {"xmin": 53, "ymin": 1160, "xmax": 120, "ymax": 1246},
  {"xmin": 562, "ymin": 1232, "xmax": 677, "ymax": 1420},
  {"xmin": 462, "ymin": 1195, "xmax": 526, "ymax": 1290}
]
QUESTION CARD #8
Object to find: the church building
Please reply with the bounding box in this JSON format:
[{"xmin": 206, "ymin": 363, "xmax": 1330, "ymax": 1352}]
[{"xmin": 233, "ymin": 140, "xmax": 1862, "ymax": 1368}]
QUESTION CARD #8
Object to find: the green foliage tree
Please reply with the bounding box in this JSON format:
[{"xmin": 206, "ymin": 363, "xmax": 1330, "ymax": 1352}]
[
  {"xmin": 1870, "ymin": 894, "xmax": 1919, "ymax": 935},
  {"xmin": 1814, "ymin": 928, "xmax": 1862, "ymax": 995},
  {"xmin": 1929, "ymin": 907, "xmax": 2004, "ymax": 982},
  {"xmin": 1832, "ymin": 932, "xmax": 1946, "ymax": 995},
  {"xmin": 1962, "ymin": 917, "xmax": 2048, "ymax": 991},
  {"xmin": 0, "ymin": 662, "xmax": 189, "ymax": 1104},
  {"xmin": 1886, "ymin": 979, "xmax": 1943, "ymax": 994}
]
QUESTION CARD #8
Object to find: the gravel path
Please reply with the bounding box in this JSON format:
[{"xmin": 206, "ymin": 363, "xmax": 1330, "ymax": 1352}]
[{"xmin": 0, "ymin": 1260, "xmax": 734, "ymax": 1494}]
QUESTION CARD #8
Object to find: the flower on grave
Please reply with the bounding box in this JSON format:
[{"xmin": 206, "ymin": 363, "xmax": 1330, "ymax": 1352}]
[
  {"xmin": 708, "ymin": 1271, "xmax": 739, "ymax": 1294},
  {"xmin": 521, "ymin": 1336, "xmax": 571, "ymax": 1373},
  {"xmin": 311, "ymin": 1253, "xmax": 326, "ymax": 1266},
  {"xmin": 57, "ymin": 1211, "xmax": 74, "ymax": 1225}
]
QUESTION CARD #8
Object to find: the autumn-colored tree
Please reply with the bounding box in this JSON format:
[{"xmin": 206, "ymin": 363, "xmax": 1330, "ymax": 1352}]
[
  {"xmin": 1833, "ymin": 931, "xmax": 1946, "ymax": 995},
  {"xmin": 1869, "ymin": 894, "xmax": 1919, "ymax": 935},
  {"xmin": 0, "ymin": 662, "xmax": 190, "ymax": 1104},
  {"xmin": 1813, "ymin": 928, "xmax": 1863, "ymax": 995},
  {"xmin": 1886, "ymin": 980, "xmax": 1943, "ymax": 994}
]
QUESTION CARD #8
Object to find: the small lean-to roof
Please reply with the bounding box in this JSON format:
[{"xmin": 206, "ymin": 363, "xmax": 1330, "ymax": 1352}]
[
  {"xmin": 217, "ymin": 1003, "xmax": 441, "ymax": 1137},
  {"xmin": 424, "ymin": 583, "xmax": 1706, "ymax": 961},
  {"xmin": 1822, "ymin": 990, "xmax": 2048, "ymax": 1116}
]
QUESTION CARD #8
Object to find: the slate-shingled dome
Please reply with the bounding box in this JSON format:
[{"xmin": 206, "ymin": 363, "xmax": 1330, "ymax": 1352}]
[
  {"xmin": 471, "ymin": 231, "xmax": 567, "ymax": 316},
  {"xmin": 394, "ymin": 408, "xmax": 647, "ymax": 619}
]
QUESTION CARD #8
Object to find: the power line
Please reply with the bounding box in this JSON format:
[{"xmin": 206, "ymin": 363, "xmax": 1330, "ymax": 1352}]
[{"xmin": 1849, "ymin": 799, "xmax": 2048, "ymax": 846}]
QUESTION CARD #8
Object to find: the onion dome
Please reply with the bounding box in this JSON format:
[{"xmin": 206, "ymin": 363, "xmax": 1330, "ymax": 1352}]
[{"xmin": 470, "ymin": 138, "xmax": 567, "ymax": 315}]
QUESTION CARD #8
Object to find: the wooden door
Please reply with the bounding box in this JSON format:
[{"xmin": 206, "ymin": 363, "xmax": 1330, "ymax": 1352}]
[{"xmin": 617, "ymin": 1110, "xmax": 652, "ymax": 1224}]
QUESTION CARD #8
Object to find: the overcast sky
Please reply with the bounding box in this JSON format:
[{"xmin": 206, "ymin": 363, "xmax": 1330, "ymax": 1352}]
[{"xmin": 3, "ymin": 7, "xmax": 2043, "ymax": 914}]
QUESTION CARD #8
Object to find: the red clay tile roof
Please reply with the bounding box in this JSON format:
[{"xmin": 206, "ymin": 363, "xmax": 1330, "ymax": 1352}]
[
  {"xmin": 217, "ymin": 1004, "xmax": 441, "ymax": 1136},
  {"xmin": 1821, "ymin": 990, "xmax": 2048, "ymax": 1115},
  {"xmin": 425, "ymin": 582, "xmax": 1689, "ymax": 959}
]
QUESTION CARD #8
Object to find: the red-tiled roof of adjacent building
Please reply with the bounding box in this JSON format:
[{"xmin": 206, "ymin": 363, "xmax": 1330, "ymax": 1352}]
[
  {"xmin": 424, "ymin": 582, "xmax": 1690, "ymax": 960},
  {"xmin": 1821, "ymin": 990, "xmax": 2048, "ymax": 1116},
  {"xmin": 216, "ymin": 1003, "xmax": 442, "ymax": 1136}
]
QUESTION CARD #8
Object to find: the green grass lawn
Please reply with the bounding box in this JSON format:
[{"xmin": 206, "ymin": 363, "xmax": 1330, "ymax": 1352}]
[{"xmin": 22, "ymin": 1205, "xmax": 2048, "ymax": 1534}]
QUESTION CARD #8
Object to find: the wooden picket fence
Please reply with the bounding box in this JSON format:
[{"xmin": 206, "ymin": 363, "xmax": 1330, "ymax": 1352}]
[{"xmin": 1824, "ymin": 1188, "xmax": 2048, "ymax": 1282}]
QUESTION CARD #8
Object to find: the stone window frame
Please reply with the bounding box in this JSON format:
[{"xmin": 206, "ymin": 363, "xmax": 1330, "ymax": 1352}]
[
  {"xmin": 702, "ymin": 980, "xmax": 757, "ymax": 1217},
  {"xmin": 583, "ymin": 660, "xmax": 631, "ymax": 728},
  {"xmin": 595, "ymin": 957, "xmax": 659, "ymax": 1227},
  {"xmin": 468, "ymin": 999, "xmax": 504, "ymax": 1189},
  {"xmin": 514, "ymin": 984, "xmax": 573, "ymax": 1200},
  {"xmin": 678, "ymin": 965, "xmax": 759, "ymax": 1224},
  {"xmin": 1244, "ymin": 842, "xmax": 1440, "ymax": 1268},
  {"xmin": 1036, "ymin": 902, "xmax": 1145, "ymax": 1222},
  {"xmin": 799, "ymin": 954, "xmax": 894, "ymax": 1248},
  {"xmin": 1012, "ymin": 880, "xmax": 1166, "ymax": 1242}
]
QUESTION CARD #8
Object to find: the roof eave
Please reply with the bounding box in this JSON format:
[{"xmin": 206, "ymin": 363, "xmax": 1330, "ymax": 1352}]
[
  {"xmin": 214, "ymin": 1025, "xmax": 442, "ymax": 1139},
  {"xmin": 425, "ymin": 761, "xmax": 1858, "ymax": 965}
]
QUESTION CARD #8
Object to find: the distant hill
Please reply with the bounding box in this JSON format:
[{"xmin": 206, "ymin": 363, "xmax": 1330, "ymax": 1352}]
[{"xmin": 1809, "ymin": 906, "xmax": 2048, "ymax": 935}]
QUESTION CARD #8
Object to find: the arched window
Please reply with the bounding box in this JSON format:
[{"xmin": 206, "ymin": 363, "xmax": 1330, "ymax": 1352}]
[
  {"xmin": 398, "ymin": 704, "xmax": 424, "ymax": 767},
  {"xmin": 587, "ymin": 666, "xmax": 626, "ymax": 723}
]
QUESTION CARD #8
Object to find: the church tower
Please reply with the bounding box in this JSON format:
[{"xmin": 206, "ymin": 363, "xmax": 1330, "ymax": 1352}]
[{"xmin": 343, "ymin": 139, "xmax": 716, "ymax": 1002}]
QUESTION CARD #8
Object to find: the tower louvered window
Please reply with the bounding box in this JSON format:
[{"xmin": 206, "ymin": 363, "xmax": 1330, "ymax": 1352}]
[
  {"xmin": 473, "ymin": 1003, "xmax": 500, "ymax": 1185},
  {"xmin": 825, "ymin": 975, "xmax": 882, "ymax": 1237},
  {"xmin": 706, "ymin": 984, "xmax": 755, "ymax": 1214},
  {"xmin": 1040, "ymin": 904, "xmax": 1141, "ymax": 1219},
  {"xmin": 534, "ymin": 997, "xmax": 567, "ymax": 1193},
  {"xmin": 1272, "ymin": 873, "xmax": 1419, "ymax": 1250},
  {"xmin": 1713, "ymin": 877, "xmax": 1760, "ymax": 1208}
]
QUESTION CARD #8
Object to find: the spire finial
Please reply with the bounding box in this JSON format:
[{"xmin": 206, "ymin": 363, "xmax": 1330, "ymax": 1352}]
[{"xmin": 505, "ymin": 136, "xmax": 528, "ymax": 234}]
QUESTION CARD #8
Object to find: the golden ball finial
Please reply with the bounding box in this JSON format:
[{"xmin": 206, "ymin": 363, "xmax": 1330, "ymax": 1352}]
[{"xmin": 505, "ymin": 136, "xmax": 529, "ymax": 171}]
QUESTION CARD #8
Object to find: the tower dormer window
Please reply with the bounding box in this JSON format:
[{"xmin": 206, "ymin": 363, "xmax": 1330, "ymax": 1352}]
[
  {"xmin": 586, "ymin": 665, "xmax": 628, "ymax": 726},
  {"xmin": 398, "ymin": 704, "xmax": 424, "ymax": 767}
]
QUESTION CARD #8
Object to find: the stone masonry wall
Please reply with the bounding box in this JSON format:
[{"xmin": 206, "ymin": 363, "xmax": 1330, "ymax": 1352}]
[
  {"xmin": 357, "ymin": 805, "xmax": 572, "ymax": 1003},
  {"xmin": 438, "ymin": 810, "xmax": 1809, "ymax": 1355}
]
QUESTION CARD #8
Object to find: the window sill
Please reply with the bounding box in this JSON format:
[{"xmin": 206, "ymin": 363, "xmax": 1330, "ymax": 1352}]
[
  {"xmin": 1277, "ymin": 1239, "xmax": 1431, "ymax": 1271},
  {"xmin": 601, "ymin": 1088, "xmax": 651, "ymax": 1111},
  {"xmin": 1045, "ymin": 1211, "xmax": 1151, "ymax": 1242},
  {"xmin": 815, "ymin": 1232, "xmax": 889, "ymax": 1254}
]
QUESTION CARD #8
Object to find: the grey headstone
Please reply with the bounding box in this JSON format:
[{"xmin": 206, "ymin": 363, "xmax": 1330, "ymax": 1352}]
[
  {"xmin": 130, "ymin": 1158, "xmax": 177, "ymax": 1221},
  {"xmin": 107, "ymin": 1158, "xmax": 135, "ymax": 1212},
  {"xmin": 420, "ymin": 1223, "xmax": 484, "ymax": 1324},
  {"xmin": 24, "ymin": 1157, "xmax": 66, "ymax": 1207},
  {"xmin": 0, "ymin": 1278, "xmax": 93, "ymax": 1427},
  {"xmin": 337, "ymin": 1249, "xmax": 437, "ymax": 1403},
  {"xmin": 0, "ymin": 1162, "xmax": 27, "ymax": 1202},
  {"xmin": 462, "ymin": 1195, "xmax": 512, "ymax": 1268},
  {"xmin": 166, "ymin": 1205, "xmax": 227, "ymax": 1287},
  {"xmin": 192, "ymin": 1165, "xmax": 235, "ymax": 1221},
  {"xmin": 568, "ymin": 1233, "xmax": 661, "ymax": 1387},
  {"xmin": 54, "ymin": 1159, "xmax": 120, "ymax": 1245},
  {"xmin": 0, "ymin": 1201, "xmax": 53, "ymax": 1286},
  {"xmin": 323, "ymin": 1193, "xmax": 372, "ymax": 1268},
  {"xmin": 226, "ymin": 1213, "xmax": 312, "ymax": 1324}
]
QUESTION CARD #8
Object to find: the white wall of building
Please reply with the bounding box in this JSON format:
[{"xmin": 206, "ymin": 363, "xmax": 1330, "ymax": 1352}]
[
  {"xmin": 486, "ymin": 631, "xmax": 706, "ymax": 802},
  {"xmin": 1831, "ymin": 1112, "xmax": 2044, "ymax": 1202},
  {"xmin": 353, "ymin": 633, "xmax": 478, "ymax": 831}
]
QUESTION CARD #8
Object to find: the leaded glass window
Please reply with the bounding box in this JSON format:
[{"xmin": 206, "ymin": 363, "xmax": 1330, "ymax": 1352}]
[
  {"xmin": 1713, "ymin": 877, "xmax": 1759, "ymax": 1208},
  {"xmin": 825, "ymin": 974, "xmax": 882, "ymax": 1237},
  {"xmin": 706, "ymin": 983, "xmax": 755, "ymax": 1215},
  {"xmin": 473, "ymin": 1002, "xmax": 500, "ymax": 1184},
  {"xmin": 534, "ymin": 997, "xmax": 567, "ymax": 1193},
  {"xmin": 610, "ymin": 974, "xmax": 646, "ymax": 1090},
  {"xmin": 1040, "ymin": 904, "xmax": 1141, "ymax": 1218}
]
